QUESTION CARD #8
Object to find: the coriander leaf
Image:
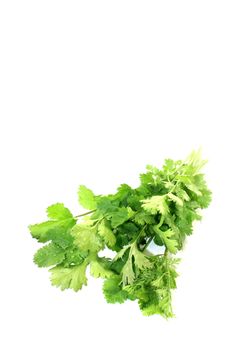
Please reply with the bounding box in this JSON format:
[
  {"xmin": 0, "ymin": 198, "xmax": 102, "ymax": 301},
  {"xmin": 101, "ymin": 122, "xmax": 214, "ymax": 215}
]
[
  {"xmin": 29, "ymin": 203, "xmax": 75, "ymax": 243},
  {"xmin": 29, "ymin": 221, "xmax": 61, "ymax": 242},
  {"xmin": 167, "ymin": 193, "xmax": 183, "ymax": 206},
  {"xmin": 115, "ymin": 242, "xmax": 152, "ymax": 286},
  {"xmin": 113, "ymin": 245, "xmax": 130, "ymax": 261},
  {"xmin": 110, "ymin": 207, "xmax": 129, "ymax": 228},
  {"xmin": 103, "ymin": 276, "xmax": 128, "ymax": 304},
  {"xmin": 29, "ymin": 218, "xmax": 75, "ymax": 243},
  {"xmin": 34, "ymin": 243, "xmax": 65, "ymax": 267},
  {"xmin": 141, "ymin": 195, "xmax": 169, "ymax": 216},
  {"xmin": 139, "ymin": 172, "xmax": 154, "ymax": 186},
  {"xmin": 114, "ymin": 222, "xmax": 139, "ymax": 250},
  {"xmin": 175, "ymin": 188, "xmax": 190, "ymax": 202},
  {"xmin": 71, "ymin": 223, "xmax": 103, "ymax": 253},
  {"xmin": 139, "ymin": 288, "xmax": 174, "ymax": 318},
  {"xmin": 155, "ymin": 228, "xmax": 178, "ymax": 254},
  {"xmin": 131, "ymin": 243, "xmax": 153, "ymax": 270},
  {"xmin": 63, "ymin": 247, "xmax": 88, "ymax": 267},
  {"xmin": 138, "ymin": 288, "xmax": 161, "ymax": 316},
  {"xmin": 110, "ymin": 253, "xmax": 129, "ymax": 274},
  {"xmin": 45, "ymin": 226, "xmax": 74, "ymax": 249},
  {"xmin": 90, "ymin": 259, "xmax": 114, "ymax": 278},
  {"xmin": 46, "ymin": 203, "xmax": 73, "ymax": 220},
  {"xmin": 186, "ymin": 148, "xmax": 207, "ymax": 174},
  {"xmin": 156, "ymin": 289, "xmax": 174, "ymax": 318},
  {"xmin": 113, "ymin": 184, "xmax": 134, "ymax": 204},
  {"xmin": 96, "ymin": 197, "xmax": 115, "ymax": 214},
  {"xmin": 184, "ymin": 182, "xmax": 202, "ymax": 196},
  {"xmin": 50, "ymin": 261, "xmax": 88, "ymax": 292},
  {"xmin": 97, "ymin": 219, "xmax": 116, "ymax": 247},
  {"xmin": 121, "ymin": 257, "xmax": 135, "ymax": 286},
  {"xmin": 78, "ymin": 185, "xmax": 97, "ymax": 210},
  {"xmin": 133, "ymin": 211, "xmax": 155, "ymax": 225}
]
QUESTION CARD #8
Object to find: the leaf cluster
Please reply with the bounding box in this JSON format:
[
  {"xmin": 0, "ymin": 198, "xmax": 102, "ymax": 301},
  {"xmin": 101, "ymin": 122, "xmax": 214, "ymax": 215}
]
[{"xmin": 29, "ymin": 150, "xmax": 211, "ymax": 318}]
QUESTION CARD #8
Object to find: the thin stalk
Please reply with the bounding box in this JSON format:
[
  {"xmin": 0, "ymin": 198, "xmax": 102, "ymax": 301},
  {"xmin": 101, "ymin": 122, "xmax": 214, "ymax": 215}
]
[{"xmin": 74, "ymin": 210, "xmax": 96, "ymax": 219}]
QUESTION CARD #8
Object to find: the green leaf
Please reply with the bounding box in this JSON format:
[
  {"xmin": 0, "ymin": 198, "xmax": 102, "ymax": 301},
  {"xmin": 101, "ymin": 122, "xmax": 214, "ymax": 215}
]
[
  {"xmin": 131, "ymin": 256, "xmax": 179, "ymax": 317},
  {"xmin": 97, "ymin": 219, "xmax": 116, "ymax": 247},
  {"xmin": 29, "ymin": 218, "xmax": 75, "ymax": 243},
  {"xmin": 167, "ymin": 193, "xmax": 183, "ymax": 206},
  {"xmin": 78, "ymin": 185, "xmax": 97, "ymax": 210},
  {"xmin": 175, "ymin": 188, "xmax": 190, "ymax": 202},
  {"xmin": 121, "ymin": 258, "xmax": 135, "ymax": 286},
  {"xmin": 140, "ymin": 172, "xmax": 155, "ymax": 185},
  {"xmin": 29, "ymin": 221, "xmax": 60, "ymax": 242},
  {"xmin": 90, "ymin": 259, "xmax": 114, "ymax": 278},
  {"xmin": 156, "ymin": 289, "xmax": 174, "ymax": 318},
  {"xmin": 62, "ymin": 247, "xmax": 87, "ymax": 267},
  {"xmin": 45, "ymin": 226, "xmax": 74, "ymax": 249},
  {"xmin": 133, "ymin": 211, "xmax": 155, "ymax": 225},
  {"xmin": 184, "ymin": 182, "xmax": 202, "ymax": 196},
  {"xmin": 141, "ymin": 195, "xmax": 169, "ymax": 216},
  {"xmin": 71, "ymin": 223, "xmax": 103, "ymax": 253},
  {"xmin": 115, "ymin": 242, "xmax": 152, "ymax": 286},
  {"xmin": 113, "ymin": 245, "xmax": 130, "ymax": 261},
  {"xmin": 139, "ymin": 288, "xmax": 174, "ymax": 318},
  {"xmin": 103, "ymin": 276, "xmax": 128, "ymax": 304},
  {"xmin": 131, "ymin": 243, "xmax": 153, "ymax": 270},
  {"xmin": 29, "ymin": 204, "xmax": 75, "ymax": 244},
  {"xmin": 113, "ymin": 184, "xmax": 134, "ymax": 203},
  {"xmin": 156, "ymin": 228, "xmax": 178, "ymax": 254},
  {"xmin": 34, "ymin": 243, "xmax": 65, "ymax": 267},
  {"xmin": 96, "ymin": 197, "xmax": 115, "ymax": 214},
  {"xmin": 46, "ymin": 203, "xmax": 73, "ymax": 220},
  {"xmin": 186, "ymin": 148, "xmax": 207, "ymax": 174},
  {"xmin": 138, "ymin": 290, "xmax": 161, "ymax": 317},
  {"xmin": 50, "ymin": 262, "xmax": 88, "ymax": 292},
  {"xmin": 110, "ymin": 207, "xmax": 129, "ymax": 228}
]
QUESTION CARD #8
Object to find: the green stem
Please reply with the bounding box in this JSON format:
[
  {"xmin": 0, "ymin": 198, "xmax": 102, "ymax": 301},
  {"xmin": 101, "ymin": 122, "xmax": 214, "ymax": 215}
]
[
  {"xmin": 134, "ymin": 225, "xmax": 147, "ymax": 243},
  {"xmin": 157, "ymin": 215, "xmax": 164, "ymax": 229},
  {"xmin": 75, "ymin": 210, "xmax": 96, "ymax": 219}
]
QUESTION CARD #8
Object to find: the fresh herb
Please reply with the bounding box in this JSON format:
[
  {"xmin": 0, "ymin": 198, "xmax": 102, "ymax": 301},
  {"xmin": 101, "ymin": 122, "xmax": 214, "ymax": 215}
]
[{"xmin": 29, "ymin": 150, "xmax": 211, "ymax": 318}]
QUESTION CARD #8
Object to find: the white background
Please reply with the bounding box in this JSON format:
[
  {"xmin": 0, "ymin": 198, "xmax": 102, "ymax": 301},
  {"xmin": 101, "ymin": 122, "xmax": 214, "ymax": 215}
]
[{"xmin": 0, "ymin": 1, "xmax": 232, "ymax": 349}]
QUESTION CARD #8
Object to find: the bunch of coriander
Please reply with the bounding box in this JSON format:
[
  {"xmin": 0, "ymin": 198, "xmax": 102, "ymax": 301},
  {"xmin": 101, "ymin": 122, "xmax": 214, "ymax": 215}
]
[{"xmin": 29, "ymin": 150, "xmax": 211, "ymax": 318}]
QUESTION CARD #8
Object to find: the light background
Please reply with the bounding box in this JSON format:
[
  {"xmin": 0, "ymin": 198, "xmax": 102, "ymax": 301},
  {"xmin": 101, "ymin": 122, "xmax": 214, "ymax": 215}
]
[{"xmin": 0, "ymin": 1, "xmax": 232, "ymax": 349}]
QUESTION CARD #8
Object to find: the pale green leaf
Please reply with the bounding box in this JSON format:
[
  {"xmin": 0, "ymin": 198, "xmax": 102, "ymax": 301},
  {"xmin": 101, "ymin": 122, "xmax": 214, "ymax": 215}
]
[
  {"xmin": 113, "ymin": 245, "xmax": 130, "ymax": 262},
  {"xmin": 185, "ymin": 183, "xmax": 202, "ymax": 196},
  {"xmin": 98, "ymin": 219, "xmax": 116, "ymax": 247},
  {"xmin": 133, "ymin": 211, "xmax": 155, "ymax": 225},
  {"xmin": 90, "ymin": 260, "xmax": 114, "ymax": 278},
  {"xmin": 186, "ymin": 148, "xmax": 207, "ymax": 174},
  {"xmin": 122, "ymin": 258, "xmax": 135, "ymax": 286},
  {"xmin": 78, "ymin": 185, "xmax": 97, "ymax": 210},
  {"xmin": 167, "ymin": 193, "xmax": 183, "ymax": 206},
  {"xmin": 141, "ymin": 195, "xmax": 169, "ymax": 216},
  {"xmin": 50, "ymin": 262, "xmax": 88, "ymax": 292},
  {"xmin": 46, "ymin": 203, "xmax": 74, "ymax": 220},
  {"xmin": 157, "ymin": 229, "xmax": 178, "ymax": 254},
  {"xmin": 131, "ymin": 243, "xmax": 153, "ymax": 270},
  {"xmin": 71, "ymin": 223, "xmax": 103, "ymax": 253}
]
